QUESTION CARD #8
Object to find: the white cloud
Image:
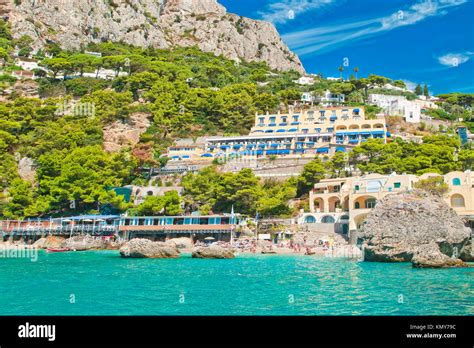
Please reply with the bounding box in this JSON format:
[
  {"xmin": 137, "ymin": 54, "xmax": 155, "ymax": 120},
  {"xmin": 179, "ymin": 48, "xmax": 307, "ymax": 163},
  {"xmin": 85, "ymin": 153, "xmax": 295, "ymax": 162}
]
[
  {"xmin": 402, "ymin": 80, "xmax": 419, "ymax": 92},
  {"xmin": 259, "ymin": 0, "xmax": 334, "ymax": 24},
  {"xmin": 437, "ymin": 52, "xmax": 472, "ymax": 67},
  {"xmin": 282, "ymin": 0, "xmax": 467, "ymax": 56}
]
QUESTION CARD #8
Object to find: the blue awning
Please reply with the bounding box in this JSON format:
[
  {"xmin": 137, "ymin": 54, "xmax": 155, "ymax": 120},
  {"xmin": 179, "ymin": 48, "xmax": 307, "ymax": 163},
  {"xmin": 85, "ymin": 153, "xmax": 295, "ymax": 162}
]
[
  {"xmin": 258, "ymin": 144, "xmax": 266, "ymax": 148},
  {"xmin": 268, "ymin": 123, "xmax": 276, "ymax": 126},
  {"xmin": 172, "ymin": 156, "xmax": 180, "ymax": 159},
  {"xmin": 353, "ymin": 108, "xmax": 360, "ymax": 112},
  {"xmin": 247, "ymin": 144, "xmax": 255, "ymax": 149},
  {"xmin": 386, "ymin": 131, "xmax": 391, "ymax": 137},
  {"xmin": 372, "ymin": 130, "xmax": 384, "ymax": 135},
  {"xmin": 265, "ymin": 130, "xmax": 274, "ymax": 133},
  {"xmin": 349, "ymin": 139, "xmax": 359, "ymax": 143},
  {"xmin": 306, "ymin": 141, "xmax": 315, "ymax": 145},
  {"xmin": 315, "ymin": 128, "xmax": 322, "ymax": 132},
  {"xmin": 182, "ymin": 155, "xmax": 190, "ymax": 158},
  {"xmin": 276, "ymin": 129, "xmax": 286, "ymax": 133},
  {"xmin": 294, "ymin": 149, "xmax": 305, "ymax": 153},
  {"xmin": 233, "ymin": 144, "xmax": 242, "ymax": 149},
  {"xmin": 288, "ymin": 128, "xmax": 297, "ymax": 132},
  {"xmin": 220, "ymin": 145, "xmax": 230, "ymax": 149},
  {"xmin": 279, "ymin": 123, "xmax": 287, "ymax": 126},
  {"xmin": 291, "ymin": 122, "xmax": 300, "ymax": 125},
  {"xmin": 271, "ymin": 143, "xmax": 279, "ymax": 147},
  {"xmin": 336, "ymin": 147, "xmax": 346, "ymax": 152},
  {"xmin": 296, "ymin": 141, "xmax": 304, "ymax": 144},
  {"xmin": 316, "ymin": 148, "xmax": 329, "ymax": 153},
  {"xmin": 360, "ymin": 131, "xmax": 371, "ymax": 135},
  {"xmin": 256, "ymin": 150, "xmax": 263, "ymax": 155},
  {"xmin": 278, "ymin": 149, "xmax": 290, "ymax": 155},
  {"xmin": 266, "ymin": 150, "xmax": 277, "ymax": 155},
  {"xmin": 330, "ymin": 116, "xmax": 337, "ymax": 121},
  {"xmin": 201, "ymin": 153, "xmax": 213, "ymax": 157}
]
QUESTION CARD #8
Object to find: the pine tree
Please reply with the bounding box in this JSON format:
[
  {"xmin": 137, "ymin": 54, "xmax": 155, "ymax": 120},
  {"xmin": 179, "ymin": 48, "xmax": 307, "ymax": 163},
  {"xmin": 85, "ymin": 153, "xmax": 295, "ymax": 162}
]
[
  {"xmin": 423, "ymin": 84, "xmax": 429, "ymax": 98},
  {"xmin": 415, "ymin": 84, "xmax": 422, "ymax": 95}
]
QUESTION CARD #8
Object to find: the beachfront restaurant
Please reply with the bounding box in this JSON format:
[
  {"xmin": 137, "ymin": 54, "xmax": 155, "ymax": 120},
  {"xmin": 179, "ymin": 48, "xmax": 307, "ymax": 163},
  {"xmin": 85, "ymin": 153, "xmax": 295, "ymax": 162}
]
[
  {"xmin": 118, "ymin": 215, "xmax": 240, "ymax": 242},
  {"xmin": 0, "ymin": 215, "xmax": 120, "ymax": 240}
]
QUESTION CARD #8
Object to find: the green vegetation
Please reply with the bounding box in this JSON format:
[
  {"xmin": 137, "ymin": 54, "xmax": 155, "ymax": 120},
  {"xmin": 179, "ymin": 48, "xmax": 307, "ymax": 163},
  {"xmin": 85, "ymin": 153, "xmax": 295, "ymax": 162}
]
[
  {"xmin": 350, "ymin": 136, "xmax": 473, "ymax": 175},
  {"xmin": 414, "ymin": 176, "xmax": 449, "ymax": 196},
  {"xmin": 129, "ymin": 191, "xmax": 183, "ymax": 216},
  {"xmin": 0, "ymin": 34, "xmax": 472, "ymax": 219},
  {"xmin": 428, "ymin": 93, "xmax": 474, "ymax": 132},
  {"xmin": 0, "ymin": 40, "xmax": 307, "ymax": 218},
  {"xmin": 182, "ymin": 167, "xmax": 296, "ymax": 217}
]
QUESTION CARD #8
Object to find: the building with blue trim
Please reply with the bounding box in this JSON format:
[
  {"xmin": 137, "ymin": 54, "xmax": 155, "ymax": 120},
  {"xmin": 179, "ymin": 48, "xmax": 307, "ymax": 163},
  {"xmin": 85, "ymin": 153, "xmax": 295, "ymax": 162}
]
[{"xmin": 203, "ymin": 106, "xmax": 388, "ymax": 159}]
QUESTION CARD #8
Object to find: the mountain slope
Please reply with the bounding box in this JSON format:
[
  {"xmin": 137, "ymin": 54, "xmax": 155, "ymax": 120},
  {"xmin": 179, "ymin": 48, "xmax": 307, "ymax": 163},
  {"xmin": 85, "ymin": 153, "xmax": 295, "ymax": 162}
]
[{"xmin": 4, "ymin": 0, "xmax": 305, "ymax": 73}]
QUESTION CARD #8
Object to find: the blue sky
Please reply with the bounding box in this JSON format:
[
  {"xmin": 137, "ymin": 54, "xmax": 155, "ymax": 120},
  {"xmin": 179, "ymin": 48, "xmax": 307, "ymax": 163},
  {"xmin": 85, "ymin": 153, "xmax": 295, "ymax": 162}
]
[{"xmin": 219, "ymin": 0, "xmax": 474, "ymax": 95}]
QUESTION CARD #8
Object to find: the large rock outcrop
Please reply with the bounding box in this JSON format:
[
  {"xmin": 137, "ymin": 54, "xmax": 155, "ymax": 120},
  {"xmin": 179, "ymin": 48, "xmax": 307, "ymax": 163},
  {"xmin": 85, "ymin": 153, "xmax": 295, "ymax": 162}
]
[
  {"xmin": 358, "ymin": 190, "xmax": 471, "ymax": 267},
  {"xmin": 5, "ymin": 0, "xmax": 304, "ymax": 73},
  {"xmin": 192, "ymin": 245, "xmax": 235, "ymax": 259},
  {"xmin": 103, "ymin": 112, "xmax": 151, "ymax": 153},
  {"xmin": 119, "ymin": 238, "xmax": 180, "ymax": 258}
]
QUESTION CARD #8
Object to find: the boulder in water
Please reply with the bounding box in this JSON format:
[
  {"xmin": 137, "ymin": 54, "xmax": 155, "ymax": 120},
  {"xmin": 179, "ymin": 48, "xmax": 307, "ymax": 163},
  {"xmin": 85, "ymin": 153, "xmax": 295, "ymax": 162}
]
[
  {"xmin": 120, "ymin": 238, "xmax": 180, "ymax": 258},
  {"xmin": 412, "ymin": 243, "xmax": 468, "ymax": 268},
  {"xmin": 358, "ymin": 190, "xmax": 471, "ymax": 264},
  {"xmin": 33, "ymin": 236, "xmax": 65, "ymax": 249},
  {"xmin": 192, "ymin": 245, "xmax": 235, "ymax": 259},
  {"xmin": 62, "ymin": 235, "xmax": 108, "ymax": 251}
]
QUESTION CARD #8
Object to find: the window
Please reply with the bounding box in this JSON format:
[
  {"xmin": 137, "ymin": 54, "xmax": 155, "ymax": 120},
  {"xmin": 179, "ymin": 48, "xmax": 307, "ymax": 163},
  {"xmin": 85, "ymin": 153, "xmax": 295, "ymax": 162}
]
[
  {"xmin": 293, "ymin": 115, "xmax": 299, "ymax": 122},
  {"xmin": 365, "ymin": 199, "xmax": 377, "ymax": 209},
  {"xmin": 451, "ymin": 194, "xmax": 465, "ymax": 207},
  {"xmin": 354, "ymin": 202, "xmax": 360, "ymax": 209},
  {"xmin": 355, "ymin": 185, "xmax": 360, "ymax": 191},
  {"xmin": 259, "ymin": 117, "xmax": 264, "ymax": 124},
  {"xmin": 394, "ymin": 182, "xmax": 401, "ymax": 189},
  {"xmin": 452, "ymin": 178, "xmax": 461, "ymax": 186},
  {"xmin": 319, "ymin": 110, "xmax": 325, "ymax": 117},
  {"xmin": 269, "ymin": 116, "xmax": 276, "ymax": 123},
  {"xmin": 281, "ymin": 116, "xmax": 287, "ymax": 123},
  {"xmin": 321, "ymin": 216, "xmax": 335, "ymax": 223}
]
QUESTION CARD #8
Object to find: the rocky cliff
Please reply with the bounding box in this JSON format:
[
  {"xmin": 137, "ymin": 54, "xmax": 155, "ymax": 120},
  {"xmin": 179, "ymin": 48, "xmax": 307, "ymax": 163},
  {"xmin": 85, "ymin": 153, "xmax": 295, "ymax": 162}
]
[{"xmin": 4, "ymin": 0, "xmax": 304, "ymax": 73}]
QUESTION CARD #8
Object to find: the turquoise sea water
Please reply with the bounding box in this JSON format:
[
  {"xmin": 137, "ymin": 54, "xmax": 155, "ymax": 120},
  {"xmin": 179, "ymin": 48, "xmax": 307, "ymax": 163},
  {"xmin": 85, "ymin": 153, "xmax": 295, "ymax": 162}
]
[{"xmin": 0, "ymin": 250, "xmax": 472, "ymax": 315}]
